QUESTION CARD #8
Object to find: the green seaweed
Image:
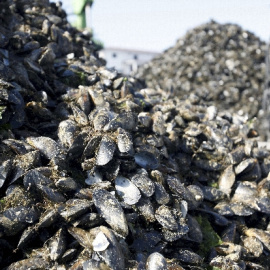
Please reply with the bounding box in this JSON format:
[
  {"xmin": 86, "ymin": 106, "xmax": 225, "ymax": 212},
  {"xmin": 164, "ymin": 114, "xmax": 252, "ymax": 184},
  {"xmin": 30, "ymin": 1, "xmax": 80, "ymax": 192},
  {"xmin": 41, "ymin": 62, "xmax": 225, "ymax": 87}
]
[
  {"xmin": 61, "ymin": 71, "xmax": 87, "ymax": 87},
  {"xmin": 139, "ymin": 99, "xmax": 146, "ymax": 107},
  {"xmin": 195, "ymin": 215, "xmax": 222, "ymax": 258},
  {"xmin": 76, "ymin": 71, "xmax": 87, "ymax": 85},
  {"xmin": 208, "ymin": 180, "xmax": 218, "ymax": 188},
  {"xmin": 0, "ymin": 198, "xmax": 5, "ymax": 212}
]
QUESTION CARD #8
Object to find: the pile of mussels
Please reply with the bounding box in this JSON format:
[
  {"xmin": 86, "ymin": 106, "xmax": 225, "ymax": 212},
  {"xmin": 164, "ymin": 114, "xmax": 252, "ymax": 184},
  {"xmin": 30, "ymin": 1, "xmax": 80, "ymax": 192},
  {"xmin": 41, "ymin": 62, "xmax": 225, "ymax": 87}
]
[
  {"xmin": 0, "ymin": 1, "xmax": 270, "ymax": 269},
  {"xmin": 136, "ymin": 21, "xmax": 266, "ymax": 122}
]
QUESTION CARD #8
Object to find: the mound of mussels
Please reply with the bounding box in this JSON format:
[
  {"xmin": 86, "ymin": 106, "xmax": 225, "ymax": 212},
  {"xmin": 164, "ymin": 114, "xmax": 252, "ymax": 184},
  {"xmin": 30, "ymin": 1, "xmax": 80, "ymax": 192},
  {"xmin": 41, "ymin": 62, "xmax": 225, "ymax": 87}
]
[
  {"xmin": 136, "ymin": 21, "xmax": 266, "ymax": 136},
  {"xmin": 0, "ymin": 1, "xmax": 270, "ymax": 270}
]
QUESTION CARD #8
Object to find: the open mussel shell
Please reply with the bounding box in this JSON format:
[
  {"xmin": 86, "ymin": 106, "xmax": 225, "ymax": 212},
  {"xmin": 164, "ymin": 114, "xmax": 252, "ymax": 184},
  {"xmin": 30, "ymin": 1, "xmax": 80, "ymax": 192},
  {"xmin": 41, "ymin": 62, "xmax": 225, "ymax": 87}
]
[
  {"xmin": 115, "ymin": 175, "xmax": 141, "ymax": 205},
  {"xmin": 68, "ymin": 225, "xmax": 126, "ymax": 269},
  {"xmin": 234, "ymin": 158, "xmax": 257, "ymax": 175},
  {"xmin": 92, "ymin": 231, "xmax": 110, "ymax": 251},
  {"xmin": 231, "ymin": 181, "xmax": 258, "ymax": 206}
]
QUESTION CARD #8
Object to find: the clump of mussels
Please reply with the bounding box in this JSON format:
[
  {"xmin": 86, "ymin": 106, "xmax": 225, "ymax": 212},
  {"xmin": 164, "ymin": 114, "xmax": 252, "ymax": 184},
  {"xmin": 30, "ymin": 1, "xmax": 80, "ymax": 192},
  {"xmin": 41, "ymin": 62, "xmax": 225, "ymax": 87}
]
[
  {"xmin": 1, "ymin": 1, "xmax": 270, "ymax": 269},
  {"xmin": 136, "ymin": 21, "xmax": 266, "ymax": 125}
]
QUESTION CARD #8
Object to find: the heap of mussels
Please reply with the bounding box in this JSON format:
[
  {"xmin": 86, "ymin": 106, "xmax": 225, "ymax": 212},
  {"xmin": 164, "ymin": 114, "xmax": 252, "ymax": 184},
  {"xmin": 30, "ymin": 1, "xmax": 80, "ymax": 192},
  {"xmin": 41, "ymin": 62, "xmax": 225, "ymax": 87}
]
[
  {"xmin": 136, "ymin": 21, "xmax": 266, "ymax": 123},
  {"xmin": 0, "ymin": 1, "xmax": 270, "ymax": 269}
]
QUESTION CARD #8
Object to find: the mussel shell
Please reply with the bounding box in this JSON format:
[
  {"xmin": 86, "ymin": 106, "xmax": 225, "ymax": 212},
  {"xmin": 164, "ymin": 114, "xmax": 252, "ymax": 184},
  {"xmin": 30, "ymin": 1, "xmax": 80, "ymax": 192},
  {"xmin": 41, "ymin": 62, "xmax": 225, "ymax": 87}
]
[
  {"xmin": 85, "ymin": 169, "xmax": 102, "ymax": 185},
  {"xmin": 242, "ymin": 236, "xmax": 264, "ymax": 257},
  {"xmin": 134, "ymin": 151, "xmax": 159, "ymax": 170},
  {"xmin": 117, "ymin": 127, "xmax": 134, "ymax": 154},
  {"xmin": 131, "ymin": 169, "xmax": 155, "ymax": 197},
  {"xmin": 95, "ymin": 136, "xmax": 116, "ymax": 166},
  {"xmin": 152, "ymin": 111, "xmax": 166, "ymax": 135},
  {"xmin": 55, "ymin": 177, "xmax": 79, "ymax": 192},
  {"xmin": 60, "ymin": 199, "xmax": 92, "ymax": 222},
  {"xmin": 58, "ymin": 119, "xmax": 78, "ymax": 148},
  {"xmin": 67, "ymin": 226, "xmax": 95, "ymax": 250},
  {"xmin": 93, "ymin": 226, "xmax": 126, "ymax": 270},
  {"xmin": 92, "ymin": 189, "xmax": 128, "ymax": 236},
  {"xmin": 186, "ymin": 215, "xmax": 203, "ymax": 243},
  {"xmin": 92, "ymin": 109, "xmax": 114, "ymax": 131},
  {"xmin": 245, "ymin": 228, "xmax": 270, "ymax": 251},
  {"xmin": 17, "ymin": 225, "xmax": 38, "ymax": 249},
  {"xmin": 234, "ymin": 158, "xmax": 257, "ymax": 175},
  {"xmin": 0, "ymin": 160, "xmax": 12, "ymax": 188},
  {"xmin": 3, "ymin": 206, "xmax": 40, "ymax": 224},
  {"xmin": 176, "ymin": 249, "xmax": 203, "ymax": 264},
  {"xmin": 92, "ymin": 231, "xmax": 110, "ymax": 252},
  {"xmin": 26, "ymin": 136, "xmax": 63, "ymax": 160},
  {"xmin": 115, "ymin": 176, "xmax": 141, "ymax": 205},
  {"xmin": 146, "ymin": 252, "xmax": 168, "ymax": 270},
  {"xmin": 82, "ymin": 259, "xmax": 110, "ymax": 270},
  {"xmin": 67, "ymin": 131, "xmax": 89, "ymax": 162},
  {"xmin": 154, "ymin": 182, "xmax": 170, "ymax": 205},
  {"xmin": 36, "ymin": 208, "xmax": 61, "ymax": 229},
  {"xmin": 155, "ymin": 205, "xmax": 178, "ymax": 231},
  {"xmin": 36, "ymin": 184, "xmax": 66, "ymax": 203},
  {"xmin": 6, "ymin": 257, "xmax": 50, "ymax": 270},
  {"xmin": 218, "ymin": 165, "xmax": 235, "ymax": 194},
  {"xmin": 82, "ymin": 135, "xmax": 102, "ymax": 160},
  {"xmin": 136, "ymin": 196, "xmax": 156, "ymax": 222},
  {"xmin": 104, "ymin": 111, "xmax": 137, "ymax": 131},
  {"xmin": 71, "ymin": 104, "xmax": 89, "ymax": 126}
]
